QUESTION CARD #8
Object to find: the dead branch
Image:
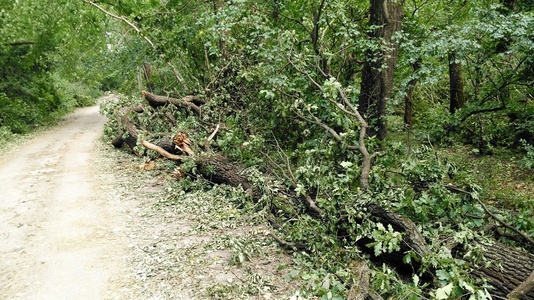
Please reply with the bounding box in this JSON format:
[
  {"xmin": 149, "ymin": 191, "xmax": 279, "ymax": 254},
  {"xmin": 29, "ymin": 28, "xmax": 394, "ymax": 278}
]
[
  {"xmin": 82, "ymin": 0, "xmax": 154, "ymax": 48},
  {"xmin": 142, "ymin": 140, "xmax": 183, "ymax": 160},
  {"xmin": 164, "ymin": 112, "xmax": 177, "ymax": 127},
  {"xmin": 508, "ymin": 271, "xmax": 534, "ymax": 300},
  {"xmin": 142, "ymin": 90, "xmax": 203, "ymax": 115},
  {"xmin": 166, "ymin": 61, "xmax": 187, "ymax": 92},
  {"xmin": 204, "ymin": 123, "xmax": 220, "ymax": 151},
  {"xmin": 304, "ymin": 195, "xmax": 323, "ymax": 215},
  {"xmin": 111, "ymin": 105, "xmax": 145, "ymax": 150}
]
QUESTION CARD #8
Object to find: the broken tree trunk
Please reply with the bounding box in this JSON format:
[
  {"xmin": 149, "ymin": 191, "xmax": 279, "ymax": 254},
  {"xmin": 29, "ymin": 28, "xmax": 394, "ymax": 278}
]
[
  {"xmin": 142, "ymin": 90, "xmax": 205, "ymax": 115},
  {"xmin": 368, "ymin": 204, "xmax": 430, "ymax": 258},
  {"xmin": 111, "ymin": 106, "xmax": 181, "ymax": 156},
  {"xmin": 140, "ymin": 135, "xmax": 534, "ymax": 298},
  {"xmin": 111, "ymin": 89, "xmax": 533, "ymax": 298},
  {"xmin": 111, "ymin": 105, "xmax": 144, "ymax": 150},
  {"xmin": 467, "ymin": 242, "xmax": 534, "ymax": 299},
  {"xmin": 129, "ymin": 132, "xmax": 534, "ymax": 299},
  {"xmin": 194, "ymin": 154, "xmax": 261, "ymax": 200}
]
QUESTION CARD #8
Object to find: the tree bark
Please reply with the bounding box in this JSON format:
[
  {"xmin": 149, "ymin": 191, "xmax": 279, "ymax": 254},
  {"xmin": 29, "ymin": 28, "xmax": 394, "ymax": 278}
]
[
  {"xmin": 508, "ymin": 271, "xmax": 534, "ymax": 300},
  {"xmin": 142, "ymin": 90, "xmax": 205, "ymax": 115},
  {"xmin": 358, "ymin": 0, "xmax": 404, "ymax": 140},
  {"xmin": 404, "ymin": 61, "xmax": 420, "ymax": 127},
  {"xmin": 448, "ymin": 51, "xmax": 465, "ymax": 114},
  {"xmin": 466, "ymin": 242, "xmax": 534, "ymax": 299},
  {"xmin": 111, "ymin": 105, "xmax": 144, "ymax": 150},
  {"xmin": 195, "ymin": 154, "xmax": 261, "ymax": 200},
  {"xmin": 111, "ymin": 105, "xmax": 181, "ymax": 156}
]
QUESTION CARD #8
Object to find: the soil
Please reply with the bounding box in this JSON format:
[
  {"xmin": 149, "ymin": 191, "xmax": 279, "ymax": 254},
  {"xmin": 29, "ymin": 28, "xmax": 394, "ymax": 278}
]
[
  {"xmin": 0, "ymin": 95, "xmax": 301, "ymax": 300},
  {"xmin": 0, "ymin": 99, "xmax": 131, "ymax": 299}
]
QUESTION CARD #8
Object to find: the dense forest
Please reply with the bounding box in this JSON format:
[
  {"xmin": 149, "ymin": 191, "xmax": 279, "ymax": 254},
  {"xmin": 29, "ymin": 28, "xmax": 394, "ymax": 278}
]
[{"xmin": 1, "ymin": 0, "xmax": 533, "ymax": 299}]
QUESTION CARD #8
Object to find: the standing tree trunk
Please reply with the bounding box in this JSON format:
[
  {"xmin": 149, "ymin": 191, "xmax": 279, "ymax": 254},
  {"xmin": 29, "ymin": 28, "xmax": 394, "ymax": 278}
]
[
  {"xmin": 358, "ymin": 0, "xmax": 404, "ymax": 140},
  {"xmin": 213, "ymin": 0, "xmax": 227, "ymax": 58},
  {"xmin": 448, "ymin": 51, "xmax": 465, "ymax": 114},
  {"xmin": 143, "ymin": 63, "xmax": 154, "ymax": 93},
  {"xmin": 404, "ymin": 60, "xmax": 421, "ymax": 127}
]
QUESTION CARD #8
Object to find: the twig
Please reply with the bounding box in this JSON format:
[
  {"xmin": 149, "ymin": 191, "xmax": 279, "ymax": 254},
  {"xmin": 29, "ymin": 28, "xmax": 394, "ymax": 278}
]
[
  {"xmin": 204, "ymin": 123, "xmax": 220, "ymax": 151},
  {"xmin": 293, "ymin": 109, "xmax": 358, "ymax": 151},
  {"xmin": 304, "ymin": 195, "xmax": 323, "ymax": 215},
  {"xmin": 272, "ymin": 134, "xmax": 297, "ymax": 183},
  {"xmin": 289, "ymin": 77, "xmax": 377, "ymax": 189},
  {"xmin": 82, "ymin": 0, "xmax": 154, "ymax": 48},
  {"xmin": 166, "ymin": 61, "xmax": 187, "ymax": 92},
  {"xmin": 204, "ymin": 45, "xmax": 213, "ymax": 84},
  {"xmin": 261, "ymin": 152, "xmax": 287, "ymax": 182},
  {"xmin": 205, "ymin": 55, "xmax": 236, "ymax": 93},
  {"xmin": 287, "ymin": 57, "xmax": 322, "ymax": 90},
  {"xmin": 265, "ymin": 231, "xmax": 305, "ymax": 251}
]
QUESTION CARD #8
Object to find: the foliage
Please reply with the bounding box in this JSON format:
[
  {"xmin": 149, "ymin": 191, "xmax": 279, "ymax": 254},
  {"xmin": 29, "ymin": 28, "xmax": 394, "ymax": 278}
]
[
  {"xmin": 0, "ymin": 0, "xmax": 108, "ymax": 137},
  {"xmin": 15, "ymin": 0, "xmax": 532, "ymax": 298},
  {"xmin": 519, "ymin": 139, "xmax": 534, "ymax": 169}
]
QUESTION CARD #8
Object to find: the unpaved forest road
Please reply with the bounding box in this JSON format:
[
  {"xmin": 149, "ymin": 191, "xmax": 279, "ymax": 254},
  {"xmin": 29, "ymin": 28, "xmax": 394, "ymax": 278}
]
[{"xmin": 0, "ymin": 103, "xmax": 129, "ymax": 299}]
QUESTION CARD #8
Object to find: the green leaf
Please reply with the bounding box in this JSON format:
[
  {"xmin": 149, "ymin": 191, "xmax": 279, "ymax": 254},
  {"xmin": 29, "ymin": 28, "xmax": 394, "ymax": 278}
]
[
  {"xmin": 435, "ymin": 283, "xmax": 454, "ymax": 300},
  {"xmin": 340, "ymin": 161, "xmax": 353, "ymax": 169},
  {"xmin": 436, "ymin": 269, "xmax": 451, "ymax": 281},
  {"xmin": 413, "ymin": 274, "xmax": 420, "ymax": 286}
]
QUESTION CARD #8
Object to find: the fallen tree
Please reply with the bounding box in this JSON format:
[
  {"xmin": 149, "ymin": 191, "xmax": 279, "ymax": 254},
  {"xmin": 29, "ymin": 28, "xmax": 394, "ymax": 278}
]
[{"xmin": 109, "ymin": 91, "xmax": 534, "ymax": 299}]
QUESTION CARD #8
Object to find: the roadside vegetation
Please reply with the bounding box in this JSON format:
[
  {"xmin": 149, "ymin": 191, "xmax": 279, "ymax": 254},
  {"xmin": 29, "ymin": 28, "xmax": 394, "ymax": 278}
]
[{"xmin": 2, "ymin": 0, "xmax": 533, "ymax": 299}]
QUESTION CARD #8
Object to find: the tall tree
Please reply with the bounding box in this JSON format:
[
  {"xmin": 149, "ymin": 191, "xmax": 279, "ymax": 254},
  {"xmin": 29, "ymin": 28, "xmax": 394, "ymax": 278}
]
[
  {"xmin": 448, "ymin": 51, "xmax": 465, "ymax": 113},
  {"xmin": 358, "ymin": 0, "xmax": 404, "ymax": 140}
]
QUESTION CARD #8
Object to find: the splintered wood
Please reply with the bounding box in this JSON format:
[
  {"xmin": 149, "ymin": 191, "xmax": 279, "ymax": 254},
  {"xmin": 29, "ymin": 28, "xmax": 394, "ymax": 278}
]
[{"xmin": 173, "ymin": 132, "xmax": 194, "ymax": 156}]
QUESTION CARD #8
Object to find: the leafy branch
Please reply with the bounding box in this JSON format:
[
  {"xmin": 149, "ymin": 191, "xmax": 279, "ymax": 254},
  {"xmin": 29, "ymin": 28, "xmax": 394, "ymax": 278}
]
[
  {"xmin": 81, "ymin": 0, "xmax": 155, "ymax": 48},
  {"xmin": 445, "ymin": 184, "xmax": 534, "ymax": 248},
  {"xmin": 288, "ymin": 57, "xmax": 377, "ymax": 189}
]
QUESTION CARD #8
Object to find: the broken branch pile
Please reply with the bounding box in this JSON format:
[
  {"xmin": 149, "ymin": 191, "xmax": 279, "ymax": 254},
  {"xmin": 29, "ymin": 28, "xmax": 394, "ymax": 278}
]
[{"xmin": 109, "ymin": 91, "xmax": 534, "ymax": 299}]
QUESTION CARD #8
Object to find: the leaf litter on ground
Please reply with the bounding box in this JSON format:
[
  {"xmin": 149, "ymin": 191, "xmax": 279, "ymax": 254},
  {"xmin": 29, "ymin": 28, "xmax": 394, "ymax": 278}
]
[{"xmin": 95, "ymin": 140, "xmax": 304, "ymax": 300}]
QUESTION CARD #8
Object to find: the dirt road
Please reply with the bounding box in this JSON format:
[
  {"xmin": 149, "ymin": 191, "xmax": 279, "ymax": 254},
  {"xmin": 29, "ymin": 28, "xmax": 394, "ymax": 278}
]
[
  {"xmin": 0, "ymin": 98, "xmax": 302, "ymax": 300},
  {"xmin": 0, "ymin": 103, "xmax": 129, "ymax": 299}
]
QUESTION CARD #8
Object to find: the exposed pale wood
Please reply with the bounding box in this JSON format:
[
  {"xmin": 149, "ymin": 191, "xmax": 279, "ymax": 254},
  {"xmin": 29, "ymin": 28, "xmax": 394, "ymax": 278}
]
[
  {"xmin": 142, "ymin": 140, "xmax": 183, "ymax": 160},
  {"xmin": 204, "ymin": 123, "xmax": 220, "ymax": 151},
  {"xmin": 347, "ymin": 260, "xmax": 370, "ymax": 300}
]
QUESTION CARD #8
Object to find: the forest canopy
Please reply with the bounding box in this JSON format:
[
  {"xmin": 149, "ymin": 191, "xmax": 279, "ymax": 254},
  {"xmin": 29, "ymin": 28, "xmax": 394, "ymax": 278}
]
[{"xmin": 2, "ymin": 0, "xmax": 533, "ymax": 298}]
